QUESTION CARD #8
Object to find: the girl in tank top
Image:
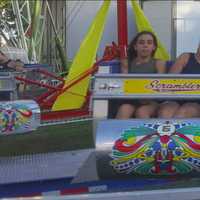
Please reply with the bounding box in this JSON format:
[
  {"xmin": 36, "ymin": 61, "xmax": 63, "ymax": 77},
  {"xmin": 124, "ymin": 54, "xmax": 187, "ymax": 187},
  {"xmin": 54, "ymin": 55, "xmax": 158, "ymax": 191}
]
[{"xmin": 116, "ymin": 31, "xmax": 177, "ymax": 119}]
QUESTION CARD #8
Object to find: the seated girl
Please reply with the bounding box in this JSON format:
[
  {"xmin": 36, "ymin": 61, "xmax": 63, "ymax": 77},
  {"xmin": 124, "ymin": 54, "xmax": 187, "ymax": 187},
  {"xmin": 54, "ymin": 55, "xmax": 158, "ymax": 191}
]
[{"xmin": 116, "ymin": 31, "xmax": 179, "ymax": 119}]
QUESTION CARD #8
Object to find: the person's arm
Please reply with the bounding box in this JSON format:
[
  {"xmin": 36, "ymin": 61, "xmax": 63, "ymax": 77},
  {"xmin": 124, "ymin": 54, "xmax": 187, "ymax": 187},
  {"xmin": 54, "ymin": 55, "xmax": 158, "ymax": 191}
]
[
  {"xmin": 155, "ymin": 59, "xmax": 166, "ymax": 73},
  {"xmin": 7, "ymin": 60, "xmax": 25, "ymax": 71},
  {"xmin": 120, "ymin": 58, "xmax": 128, "ymax": 73},
  {"xmin": 169, "ymin": 53, "xmax": 190, "ymax": 73},
  {"xmin": 0, "ymin": 51, "xmax": 25, "ymax": 72},
  {"xmin": 0, "ymin": 51, "xmax": 9, "ymax": 63}
]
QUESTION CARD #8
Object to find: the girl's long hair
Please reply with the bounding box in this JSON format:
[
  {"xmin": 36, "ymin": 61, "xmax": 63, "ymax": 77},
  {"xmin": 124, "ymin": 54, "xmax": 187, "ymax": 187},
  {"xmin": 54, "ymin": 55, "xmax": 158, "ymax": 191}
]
[{"xmin": 128, "ymin": 31, "xmax": 158, "ymax": 63}]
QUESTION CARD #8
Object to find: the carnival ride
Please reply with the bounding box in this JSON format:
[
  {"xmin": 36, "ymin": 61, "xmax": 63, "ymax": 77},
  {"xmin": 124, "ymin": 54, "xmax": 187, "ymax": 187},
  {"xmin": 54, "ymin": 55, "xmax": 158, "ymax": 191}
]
[{"xmin": 1, "ymin": 0, "xmax": 200, "ymax": 199}]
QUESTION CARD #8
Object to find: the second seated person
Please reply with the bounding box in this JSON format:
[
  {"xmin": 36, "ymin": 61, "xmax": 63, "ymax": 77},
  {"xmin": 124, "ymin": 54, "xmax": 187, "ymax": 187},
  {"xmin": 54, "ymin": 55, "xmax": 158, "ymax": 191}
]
[
  {"xmin": 116, "ymin": 31, "xmax": 179, "ymax": 119},
  {"xmin": 158, "ymin": 41, "xmax": 200, "ymax": 118}
]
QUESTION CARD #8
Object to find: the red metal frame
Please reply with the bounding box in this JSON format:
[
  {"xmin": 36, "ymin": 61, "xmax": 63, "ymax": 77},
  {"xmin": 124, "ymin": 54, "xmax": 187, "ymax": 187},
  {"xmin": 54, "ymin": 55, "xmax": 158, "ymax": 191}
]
[
  {"xmin": 15, "ymin": 69, "xmax": 65, "ymax": 106},
  {"xmin": 15, "ymin": 44, "xmax": 127, "ymax": 122},
  {"xmin": 14, "ymin": 57, "xmax": 112, "ymax": 121},
  {"xmin": 117, "ymin": 0, "xmax": 128, "ymax": 47},
  {"xmin": 41, "ymin": 107, "xmax": 90, "ymax": 122},
  {"xmin": 117, "ymin": 0, "xmax": 128, "ymax": 59},
  {"xmin": 41, "ymin": 41, "xmax": 125, "ymax": 121}
]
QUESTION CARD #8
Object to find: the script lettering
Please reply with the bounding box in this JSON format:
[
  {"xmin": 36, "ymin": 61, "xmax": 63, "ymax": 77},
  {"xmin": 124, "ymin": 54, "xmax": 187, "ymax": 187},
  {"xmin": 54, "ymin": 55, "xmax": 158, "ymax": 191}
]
[{"xmin": 146, "ymin": 80, "xmax": 200, "ymax": 92}]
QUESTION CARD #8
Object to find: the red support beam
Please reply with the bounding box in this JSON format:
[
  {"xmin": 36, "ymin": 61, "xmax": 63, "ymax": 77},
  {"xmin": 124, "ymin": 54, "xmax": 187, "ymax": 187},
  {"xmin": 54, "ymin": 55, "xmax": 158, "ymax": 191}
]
[{"xmin": 117, "ymin": 0, "xmax": 128, "ymax": 49}]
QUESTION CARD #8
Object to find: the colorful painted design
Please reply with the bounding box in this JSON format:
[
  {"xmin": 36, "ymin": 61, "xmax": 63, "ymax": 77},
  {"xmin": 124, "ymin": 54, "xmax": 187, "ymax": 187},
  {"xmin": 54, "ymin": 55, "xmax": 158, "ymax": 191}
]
[
  {"xmin": 110, "ymin": 121, "xmax": 200, "ymax": 175},
  {"xmin": 0, "ymin": 103, "xmax": 32, "ymax": 134}
]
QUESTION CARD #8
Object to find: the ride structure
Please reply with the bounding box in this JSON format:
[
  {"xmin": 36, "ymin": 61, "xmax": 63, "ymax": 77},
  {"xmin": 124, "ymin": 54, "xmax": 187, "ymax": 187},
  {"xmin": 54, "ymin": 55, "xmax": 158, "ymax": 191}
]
[{"xmin": 2, "ymin": 0, "xmax": 200, "ymax": 199}]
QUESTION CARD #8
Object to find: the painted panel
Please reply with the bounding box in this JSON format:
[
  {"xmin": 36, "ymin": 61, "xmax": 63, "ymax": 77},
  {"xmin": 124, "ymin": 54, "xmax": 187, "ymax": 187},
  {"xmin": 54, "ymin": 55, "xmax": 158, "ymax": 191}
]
[
  {"xmin": 94, "ymin": 75, "xmax": 200, "ymax": 97},
  {"xmin": 96, "ymin": 119, "xmax": 200, "ymax": 178},
  {"xmin": 0, "ymin": 100, "xmax": 40, "ymax": 135}
]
